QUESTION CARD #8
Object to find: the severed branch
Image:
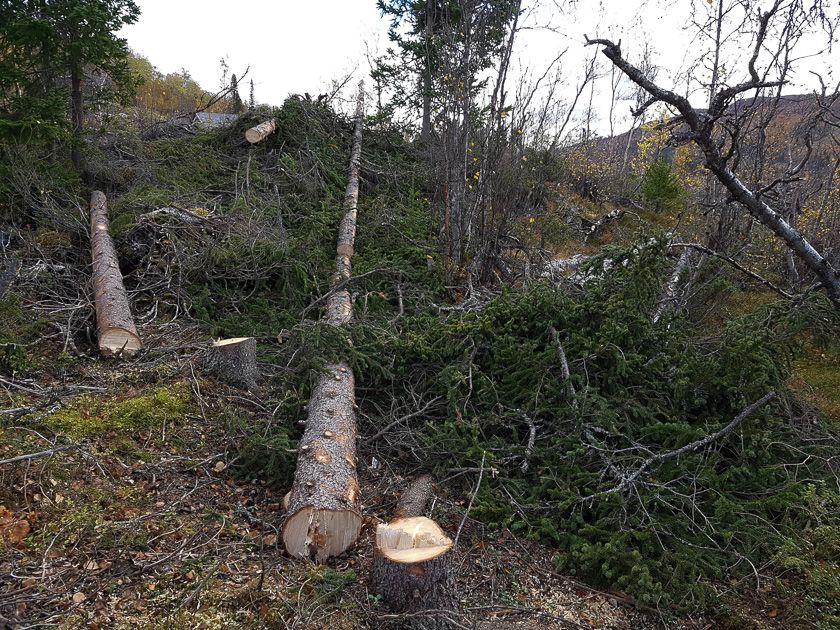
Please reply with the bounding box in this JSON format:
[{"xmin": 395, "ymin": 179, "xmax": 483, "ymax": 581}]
[
  {"xmin": 549, "ymin": 326, "xmax": 576, "ymax": 405},
  {"xmin": 581, "ymin": 392, "xmax": 775, "ymax": 503},
  {"xmin": 0, "ymin": 443, "xmax": 81, "ymax": 466}
]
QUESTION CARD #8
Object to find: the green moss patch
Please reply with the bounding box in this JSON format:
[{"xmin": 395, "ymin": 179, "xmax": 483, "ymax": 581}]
[{"xmin": 45, "ymin": 383, "xmax": 193, "ymax": 439}]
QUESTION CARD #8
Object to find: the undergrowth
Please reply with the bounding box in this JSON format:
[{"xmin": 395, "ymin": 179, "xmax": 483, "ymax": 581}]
[{"xmin": 260, "ymin": 238, "xmax": 840, "ymax": 623}]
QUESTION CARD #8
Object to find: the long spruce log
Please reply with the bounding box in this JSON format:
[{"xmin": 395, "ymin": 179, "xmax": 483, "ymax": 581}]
[
  {"xmin": 244, "ymin": 118, "xmax": 277, "ymax": 144},
  {"xmin": 282, "ymin": 84, "xmax": 365, "ymax": 562},
  {"xmin": 207, "ymin": 337, "xmax": 258, "ymax": 390},
  {"xmin": 372, "ymin": 475, "xmax": 456, "ymax": 630},
  {"xmin": 89, "ymin": 191, "xmax": 142, "ymax": 357}
]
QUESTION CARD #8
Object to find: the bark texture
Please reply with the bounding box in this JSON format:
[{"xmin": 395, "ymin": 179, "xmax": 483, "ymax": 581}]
[
  {"xmin": 89, "ymin": 191, "xmax": 142, "ymax": 357},
  {"xmin": 207, "ymin": 337, "xmax": 258, "ymax": 390},
  {"xmin": 372, "ymin": 475, "xmax": 456, "ymax": 630},
  {"xmin": 652, "ymin": 247, "xmax": 693, "ymax": 323},
  {"xmin": 282, "ymin": 84, "xmax": 365, "ymax": 562},
  {"xmin": 71, "ymin": 69, "xmax": 83, "ymax": 170},
  {"xmin": 244, "ymin": 118, "xmax": 277, "ymax": 144}
]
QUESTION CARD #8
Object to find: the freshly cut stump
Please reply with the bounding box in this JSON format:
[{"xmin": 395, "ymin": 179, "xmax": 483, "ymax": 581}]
[
  {"xmin": 245, "ymin": 118, "xmax": 277, "ymax": 144},
  {"xmin": 376, "ymin": 516, "xmax": 452, "ymax": 564},
  {"xmin": 207, "ymin": 337, "xmax": 258, "ymax": 390},
  {"xmin": 372, "ymin": 475, "xmax": 456, "ymax": 630},
  {"xmin": 90, "ymin": 191, "xmax": 142, "ymax": 357}
]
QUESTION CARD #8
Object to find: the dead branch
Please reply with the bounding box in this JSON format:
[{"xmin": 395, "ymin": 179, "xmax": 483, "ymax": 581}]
[{"xmin": 581, "ymin": 392, "xmax": 776, "ymax": 503}]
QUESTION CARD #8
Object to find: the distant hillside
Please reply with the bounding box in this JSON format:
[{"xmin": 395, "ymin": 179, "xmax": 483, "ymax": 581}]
[{"xmin": 588, "ymin": 92, "xmax": 839, "ymax": 172}]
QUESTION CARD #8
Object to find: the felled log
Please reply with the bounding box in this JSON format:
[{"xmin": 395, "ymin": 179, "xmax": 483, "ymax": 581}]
[
  {"xmin": 582, "ymin": 208, "xmax": 625, "ymax": 243},
  {"xmin": 207, "ymin": 337, "xmax": 258, "ymax": 390},
  {"xmin": 282, "ymin": 84, "xmax": 365, "ymax": 562},
  {"xmin": 372, "ymin": 475, "xmax": 456, "ymax": 630},
  {"xmin": 245, "ymin": 118, "xmax": 277, "ymax": 144},
  {"xmin": 89, "ymin": 191, "xmax": 142, "ymax": 357}
]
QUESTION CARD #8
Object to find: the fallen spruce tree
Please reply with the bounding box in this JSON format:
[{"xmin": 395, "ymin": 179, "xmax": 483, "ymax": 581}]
[
  {"xmin": 89, "ymin": 190, "xmax": 142, "ymax": 357},
  {"xmin": 282, "ymin": 84, "xmax": 366, "ymax": 562}
]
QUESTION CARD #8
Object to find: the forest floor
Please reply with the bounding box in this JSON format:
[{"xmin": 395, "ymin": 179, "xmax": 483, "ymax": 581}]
[
  {"xmin": 3, "ymin": 302, "xmax": 816, "ymax": 629},
  {"xmin": 1, "ymin": 359, "xmax": 685, "ymax": 630},
  {"xmin": 3, "ymin": 104, "xmax": 839, "ymax": 629}
]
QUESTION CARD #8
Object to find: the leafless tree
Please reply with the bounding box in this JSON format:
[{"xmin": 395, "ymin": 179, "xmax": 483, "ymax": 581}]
[{"xmin": 586, "ymin": 0, "xmax": 840, "ymax": 303}]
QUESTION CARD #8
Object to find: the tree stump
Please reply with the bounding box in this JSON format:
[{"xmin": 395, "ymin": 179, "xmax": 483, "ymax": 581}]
[
  {"xmin": 372, "ymin": 475, "xmax": 456, "ymax": 630},
  {"xmin": 245, "ymin": 118, "xmax": 277, "ymax": 144},
  {"xmin": 207, "ymin": 337, "xmax": 258, "ymax": 390},
  {"xmin": 89, "ymin": 191, "xmax": 142, "ymax": 357}
]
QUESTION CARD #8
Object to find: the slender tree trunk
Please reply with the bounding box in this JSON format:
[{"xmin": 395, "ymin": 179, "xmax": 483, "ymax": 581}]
[
  {"xmin": 420, "ymin": 0, "xmax": 434, "ymax": 145},
  {"xmin": 283, "ymin": 84, "xmax": 366, "ymax": 562},
  {"xmin": 71, "ymin": 68, "xmax": 84, "ymax": 170}
]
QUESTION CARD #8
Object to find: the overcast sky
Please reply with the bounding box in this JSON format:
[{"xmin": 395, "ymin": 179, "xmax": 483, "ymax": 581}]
[{"xmin": 120, "ymin": 0, "xmax": 839, "ymax": 136}]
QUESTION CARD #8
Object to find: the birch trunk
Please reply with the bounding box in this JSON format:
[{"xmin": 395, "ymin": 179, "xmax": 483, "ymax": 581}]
[
  {"xmin": 652, "ymin": 247, "xmax": 693, "ymax": 323},
  {"xmin": 89, "ymin": 191, "xmax": 142, "ymax": 357},
  {"xmin": 283, "ymin": 84, "xmax": 365, "ymax": 562}
]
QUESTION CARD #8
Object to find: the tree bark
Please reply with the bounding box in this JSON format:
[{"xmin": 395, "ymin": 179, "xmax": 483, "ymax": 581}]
[
  {"xmin": 420, "ymin": 0, "xmax": 434, "ymax": 145},
  {"xmin": 207, "ymin": 337, "xmax": 258, "ymax": 390},
  {"xmin": 652, "ymin": 247, "xmax": 693, "ymax": 323},
  {"xmin": 282, "ymin": 84, "xmax": 365, "ymax": 562},
  {"xmin": 71, "ymin": 69, "xmax": 83, "ymax": 171},
  {"xmin": 89, "ymin": 191, "xmax": 142, "ymax": 357},
  {"xmin": 244, "ymin": 118, "xmax": 277, "ymax": 144},
  {"xmin": 372, "ymin": 475, "xmax": 456, "ymax": 630}
]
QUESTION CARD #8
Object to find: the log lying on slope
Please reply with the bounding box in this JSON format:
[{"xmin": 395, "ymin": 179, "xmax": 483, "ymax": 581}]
[
  {"xmin": 282, "ymin": 85, "xmax": 365, "ymax": 562},
  {"xmin": 244, "ymin": 118, "xmax": 277, "ymax": 144},
  {"xmin": 207, "ymin": 337, "xmax": 258, "ymax": 390},
  {"xmin": 89, "ymin": 191, "xmax": 142, "ymax": 357},
  {"xmin": 372, "ymin": 475, "xmax": 456, "ymax": 630}
]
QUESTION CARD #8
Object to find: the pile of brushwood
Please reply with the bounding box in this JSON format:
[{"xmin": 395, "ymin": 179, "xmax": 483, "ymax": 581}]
[{"xmin": 2, "ymin": 95, "xmax": 840, "ymax": 626}]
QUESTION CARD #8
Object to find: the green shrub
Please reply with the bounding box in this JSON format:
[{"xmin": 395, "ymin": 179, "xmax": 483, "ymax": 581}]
[{"xmin": 642, "ymin": 159, "xmax": 687, "ymax": 212}]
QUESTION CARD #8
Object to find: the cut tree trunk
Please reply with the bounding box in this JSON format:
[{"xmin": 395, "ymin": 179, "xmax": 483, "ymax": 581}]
[
  {"xmin": 372, "ymin": 475, "xmax": 456, "ymax": 630},
  {"xmin": 245, "ymin": 118, "xmax": 277, "ymax": 144},
  {"xmin": 89, "ymin": 191, "xmax": 142, "ymax": 357},
  {"xmin": 282, "ymin": 84, "xmax": 365, "ymax": 562},
  {"xmin": 207, "ymin": 337, "xmax": 258, "ymax": 390}
]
